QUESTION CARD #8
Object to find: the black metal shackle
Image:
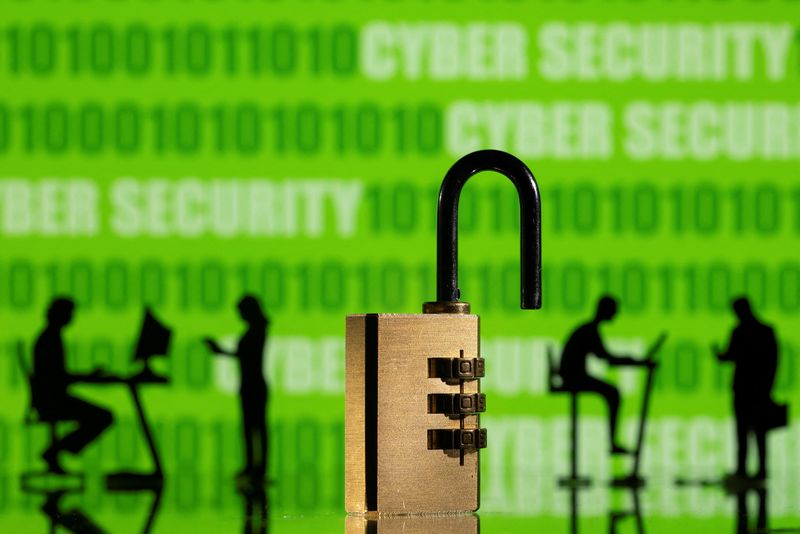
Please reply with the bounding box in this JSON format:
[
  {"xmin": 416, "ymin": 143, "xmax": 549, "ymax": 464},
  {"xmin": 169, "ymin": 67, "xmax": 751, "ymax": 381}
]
[{"xmin": 424, "ymin": 150, "xmax": 542, "ymax": 314}]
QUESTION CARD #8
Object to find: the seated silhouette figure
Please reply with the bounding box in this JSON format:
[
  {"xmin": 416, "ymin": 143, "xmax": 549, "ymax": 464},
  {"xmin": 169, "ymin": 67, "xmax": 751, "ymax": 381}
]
[
  {"xmin": 205, "ymin": 295, "xmax": 269, "ymax": 482},
  {"xmin": 713, "ymin": 297, "xmax": 781, "ymax": 481},
  {"xmin": 32, "ymin": 297, "xmax": 113, "ymax": 474},
  {"xmin": 559, "ymin": 296, "xmax": 654, "ymax": 455}
]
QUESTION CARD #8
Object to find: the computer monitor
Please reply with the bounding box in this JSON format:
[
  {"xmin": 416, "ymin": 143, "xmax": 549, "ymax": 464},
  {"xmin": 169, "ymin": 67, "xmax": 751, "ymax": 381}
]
[{"xmin": 133, "ymin": 307, "xmax": 172, "ymax": 382}]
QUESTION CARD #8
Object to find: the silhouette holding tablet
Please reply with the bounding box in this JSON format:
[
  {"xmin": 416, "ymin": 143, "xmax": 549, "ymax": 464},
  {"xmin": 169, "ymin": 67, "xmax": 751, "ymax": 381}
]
[
  {"xmin": 559, "ymin": 296, "xmax": 655, "ymax": 455},
  {"xmin": 713, "ymin": 297, "xmax": 787, "ymax": 481},
  {"xmin": 31, "ymin": 297, "xmax": 114, "ymax": 474},
  {"xmin": 205, "ymin": 295, "xmax": 270, "ymax": 482}
]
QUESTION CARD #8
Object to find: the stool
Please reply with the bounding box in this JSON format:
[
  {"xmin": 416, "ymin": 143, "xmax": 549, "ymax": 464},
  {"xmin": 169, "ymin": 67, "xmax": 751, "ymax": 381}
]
[{"xmin": 548, "ymin": 346, "xmax": 591, "ymax": 488}]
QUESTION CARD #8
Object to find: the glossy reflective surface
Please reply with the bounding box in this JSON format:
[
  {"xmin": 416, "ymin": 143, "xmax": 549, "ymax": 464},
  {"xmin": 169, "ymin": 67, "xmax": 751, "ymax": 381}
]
[{"xmin": 4, "ymin": 472, "xmax": 800, "ymax": 533}]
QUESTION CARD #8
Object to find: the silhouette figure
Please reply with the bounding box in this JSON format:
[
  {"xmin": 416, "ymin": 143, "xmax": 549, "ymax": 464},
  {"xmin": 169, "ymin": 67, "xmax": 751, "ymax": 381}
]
[
  {"xmin": 712, "ymin": 297, "xmax": 785, "ymax": 481},
  {"xmin": 31, "ymin": 298, "xmax": 114, "ymax": 474},
  {"xmin": 205, "ymin": 295, "xmax": 269, "ymax": 482},
  {"xmin": 17, "ymin": 339, "xmax": 84, "ymax": 487},
  {"xmin": 559, "ymin": 296, "xmax": 655, "ymax": 455}
]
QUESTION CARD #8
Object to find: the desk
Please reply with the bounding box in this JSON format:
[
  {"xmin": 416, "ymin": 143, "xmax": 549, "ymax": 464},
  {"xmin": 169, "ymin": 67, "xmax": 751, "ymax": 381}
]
[{"xmin": 83, "ymin": 370, "xmax": 169, "ymax": 490}]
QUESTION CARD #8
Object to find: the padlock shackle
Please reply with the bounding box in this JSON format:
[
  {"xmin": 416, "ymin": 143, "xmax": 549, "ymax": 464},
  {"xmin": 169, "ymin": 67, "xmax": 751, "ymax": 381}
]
[{"xmin": 436, "ymin": 149, "xmax": 542, "ymax": 309}]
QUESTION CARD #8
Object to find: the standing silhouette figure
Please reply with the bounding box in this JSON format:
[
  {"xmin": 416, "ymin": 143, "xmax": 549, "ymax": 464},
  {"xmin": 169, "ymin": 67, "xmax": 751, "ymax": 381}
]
[
  {"xmin": 32, "ymin": 297, "xmax": 114, "ymax": 474},
  {"xmin": 559, "ymin": 296, "xmax": 654, "ymax": 455},
  {"xmin": 713, "ymin": 297, "xmax": 779, "ymax": 480},
  {"xmin": 205, "ymin": 295, "xmax": 269, "ymax": 482}
]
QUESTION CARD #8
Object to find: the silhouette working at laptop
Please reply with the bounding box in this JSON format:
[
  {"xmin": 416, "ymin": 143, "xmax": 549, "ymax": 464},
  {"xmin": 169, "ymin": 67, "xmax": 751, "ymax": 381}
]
[
  {"xmin": 32, "ymin": 297, "xmax": 114, "ymax": 474},
  {"xmin": 559, "ymin": 296, "xmax": 655, "ymax": 455}
]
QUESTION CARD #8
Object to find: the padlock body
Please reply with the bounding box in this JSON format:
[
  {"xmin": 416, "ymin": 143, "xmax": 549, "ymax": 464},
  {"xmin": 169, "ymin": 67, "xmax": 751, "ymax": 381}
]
[{"xmin": 345, "ymin": 313, "xmax": 481, "ymax": 514}]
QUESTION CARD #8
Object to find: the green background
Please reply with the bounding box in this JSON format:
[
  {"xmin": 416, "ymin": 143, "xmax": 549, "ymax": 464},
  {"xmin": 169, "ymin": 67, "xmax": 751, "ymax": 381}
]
[{"xmin": 1, "ymin": 1, "xmax": 799, "ymax": 531}]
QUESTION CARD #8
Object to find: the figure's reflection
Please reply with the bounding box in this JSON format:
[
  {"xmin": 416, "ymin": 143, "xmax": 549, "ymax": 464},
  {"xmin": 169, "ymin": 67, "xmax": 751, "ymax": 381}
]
[
  {"xmin": 240, "ymin": 483, "xmax": 268, "ymax": 534},
  {"xmin": 345, "ymin": 513, "xmax": 479, "ymax": 533},
  {"xmin": 609, "ymin": 488, "xmax": 644, "ymax": 534},
  {"xmin": 564, "ymin": 484, "xmax": 645, "ymax": 534},
  {"xmin": 23, "ymin": 486, "xmax": 105, "ymax": 534},
  {"xmin": 674, "ymin": 477, "xmax": 775, "ymax": 533},
  {"xmin": 735, "ymin": 486, "xmax": 767, "ymax": 534},
  {"xmin": 21, "ymin": 478, "xmax": 162, "ymax": 534}
]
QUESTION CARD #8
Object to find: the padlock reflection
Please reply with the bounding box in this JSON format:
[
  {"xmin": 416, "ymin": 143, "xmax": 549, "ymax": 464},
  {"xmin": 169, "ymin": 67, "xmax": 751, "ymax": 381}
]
[{"xmin": 345, "ymin": 513, "xmax": 479, "ymax": 534}]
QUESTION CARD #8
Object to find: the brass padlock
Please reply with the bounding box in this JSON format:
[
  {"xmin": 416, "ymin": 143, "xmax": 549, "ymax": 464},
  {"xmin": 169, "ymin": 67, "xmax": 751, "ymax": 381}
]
[{"xmin": 345, "ymin": 150, "xmax": 542, "ymax": 515}]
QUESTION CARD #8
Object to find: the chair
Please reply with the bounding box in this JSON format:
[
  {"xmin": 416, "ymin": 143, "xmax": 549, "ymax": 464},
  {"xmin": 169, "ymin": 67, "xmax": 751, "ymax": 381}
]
[
  {"xmin": 16, "ymin": 340, "xmax": 84, "ymax": 489},
  {"xmin": 547, "ymin": 345, "xmax": 591, "ymax": 488}
]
